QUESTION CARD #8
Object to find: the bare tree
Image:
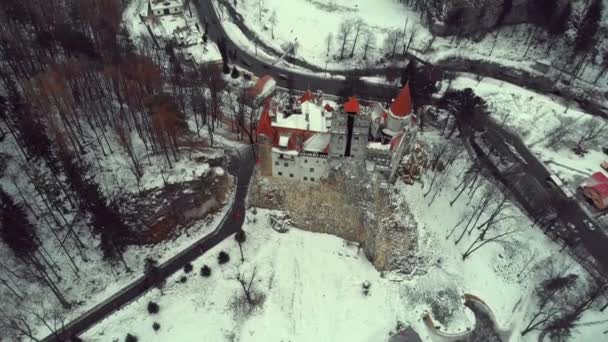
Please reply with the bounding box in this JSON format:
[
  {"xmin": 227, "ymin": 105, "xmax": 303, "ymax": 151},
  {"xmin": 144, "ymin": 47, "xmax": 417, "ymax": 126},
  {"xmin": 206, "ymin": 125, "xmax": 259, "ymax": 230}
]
[
  {"xmin": 235, "ymin": 229, "xmax": 246, "ymax": 262},
  {"xmin": 576, "ymin": 118, "xmax": 606, "ymax": 149},
  {"xmin": 521, "ymin": 260, "xmax": 580, "ymax": 336},
  {"xmin": 360, "ymin": 29, "xmax": 376, "ymax": 60},
  {"xmin": 384, "ymin": 29, "xmax": 401, "ymax": 58},
  {"xmin": 269, "ymin": 10, "xmax": 277, "ymax": 39},
  {"xmin": 236, "ymin": 267, "xmax": 262, "ymax": 306},
  {"xmin": 349, "ymin": 18, "xmax": 365, "ymax": 58},
  {"xmin": 325, "ymin": 33, "xmax": 333, "ymax": 58},
  {"xmin": 337, "ymin": 20, "xmax": 354, "ymax": 60}
]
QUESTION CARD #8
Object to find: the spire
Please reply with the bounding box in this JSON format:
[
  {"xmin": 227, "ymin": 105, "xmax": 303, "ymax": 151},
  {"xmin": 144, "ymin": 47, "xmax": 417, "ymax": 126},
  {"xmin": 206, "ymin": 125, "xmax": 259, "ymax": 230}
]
[
  {"xmin": 390, "ymin": 83, "xmax": 412, "ymax": 118},
  {"xmin": 344, "ymin": 96, "xmax": 360, "ymax": 114},
  {"xmin": 257, "ymin": 100, "xmax": 273, "ymax": 139}
]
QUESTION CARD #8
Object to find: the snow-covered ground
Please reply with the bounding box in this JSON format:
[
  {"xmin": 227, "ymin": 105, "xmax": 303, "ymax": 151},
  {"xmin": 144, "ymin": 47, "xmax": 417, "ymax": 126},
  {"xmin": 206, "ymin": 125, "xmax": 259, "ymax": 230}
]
[
  {"xmin": 82, "ymin": 130, "xmax": 605, "ymax": 342},
  {"xmin": 124, "ymin": 0, "xmax": 221, "ymax": 64},
  {"xmin": 0, "ymin": 122, "xmax": 235, "ymax": 338},
  {"xmin": 449, "ymin": 74, "xmax": 608, "ymax": 193},
  {"xmin": 216, "ymin": 0, "xmax": 608, "ymax": 103}
]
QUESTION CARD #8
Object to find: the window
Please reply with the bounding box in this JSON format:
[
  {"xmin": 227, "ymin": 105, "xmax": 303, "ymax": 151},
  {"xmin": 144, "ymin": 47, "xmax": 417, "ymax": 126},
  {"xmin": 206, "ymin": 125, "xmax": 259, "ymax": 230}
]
[
  {"xmin": 338, "ymin": 136, "xmax": 344, "ymax": 142},
  {"xmin": 289, "ymin": 173, "xmax": 294, "ymax": 178},
  {"xmin": 275, "ymin": 161, "xmax": 279, "ymax": 166},
  {"xmin": 278, "ymin": 172, "xmax": 283, "ymax": 176},
  {"xmin": 280, "ymin": 154, "xmax": 284, "ymax": 159},
  {"xmin": 304, "ymin": 159, "xmax": 308, "ymax": 163},
  {"xmin": 311, "ymin": 178, "xmax": 315, "ymax": 181},
  {"xmin": 304, "ymin": 176, "xmax": 308, "ymax": 181},
  {"xmin": 310, "ymin": 168, "xmax": 314, "ymax": 172},
  {"xmin": 284, "ymin": 162, "xmax": 288, "ymax": 167},
  {"xmin": 354, "ymin": 136, "xmax": 359, "ymax": 141}
]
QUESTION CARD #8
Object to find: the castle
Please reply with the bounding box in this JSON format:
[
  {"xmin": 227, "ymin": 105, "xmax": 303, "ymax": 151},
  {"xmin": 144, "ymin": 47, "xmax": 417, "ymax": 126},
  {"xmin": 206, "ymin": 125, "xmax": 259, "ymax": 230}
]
[{"xmin": 256, "ymin": 82, "xmax": 417, "ymax": 182}]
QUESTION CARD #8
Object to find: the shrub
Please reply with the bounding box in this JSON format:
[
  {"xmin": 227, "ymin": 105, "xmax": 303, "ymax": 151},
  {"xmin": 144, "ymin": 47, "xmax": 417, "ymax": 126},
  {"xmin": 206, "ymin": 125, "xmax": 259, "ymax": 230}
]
[
  {"xmin": 125, "ymin": 334, "xmax": 138, "ymax": 342},
  {"xmin": 147, "ymin": 301, "xmax": 160, "ymax": 314},
  {"xmin": 235, "ymin": 230, "xmax": 246, "ymax": 244},
  {"xmin": 231, "ymin": 66, "xmax": 240, "ymax": 79},
  {"xmin": 153, "ymin": 322, "xmax": 161, "ymax": 331},
  {"xmin": 184, "ymin": 263, "xmax": 193, "ymax": 273},
  {"xmin": 179, "ymin": 276, "xmax": 187, "ymax": 283},
  {"xmin": 218, "ymin": 251, "xmax": 230, "ymax": 264},
  {"xmin": 200, "ymin": 265, "xmax": 211, "ymax": 277}
]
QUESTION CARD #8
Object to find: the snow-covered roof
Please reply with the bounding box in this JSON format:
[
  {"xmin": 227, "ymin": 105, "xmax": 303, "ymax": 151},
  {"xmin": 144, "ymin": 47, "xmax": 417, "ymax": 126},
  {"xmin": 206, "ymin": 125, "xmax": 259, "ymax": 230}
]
[
  {"xmin": 273, "ymin": 101, "xmax": 328, "ymax": 133},
  {"xmin": 271, "ymin": 147, "xmax": 298, "ymax": 156},
  {"xmin": 150, "ymin": 0, "xmax": 183, "ymax": 10},
  {"xmin": 302, "ymin": 133, "xmax": 330, "ymax": 152},
  {"xmin": 367, "ymin": 142, "xmax": 391, "ymax": 151},
  {"xmin": 248, "ymin": 75, "xmax": 276, "ymax": 100}
]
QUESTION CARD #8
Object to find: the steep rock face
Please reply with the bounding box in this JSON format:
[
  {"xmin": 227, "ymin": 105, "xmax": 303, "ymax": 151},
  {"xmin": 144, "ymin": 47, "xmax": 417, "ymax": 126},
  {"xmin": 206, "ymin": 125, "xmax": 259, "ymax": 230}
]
[
  {"xmin": 426, "ymin": 0, "xmax": 568, "ymax": 36},
  {"xmin": 248, "ymin": 164, "xmax": 419, "ymax": 273}
]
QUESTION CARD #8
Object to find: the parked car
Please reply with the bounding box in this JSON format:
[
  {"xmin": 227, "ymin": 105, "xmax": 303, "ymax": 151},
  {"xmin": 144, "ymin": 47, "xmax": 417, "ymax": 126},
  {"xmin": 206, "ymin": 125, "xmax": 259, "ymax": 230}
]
[
  {"xmin": 278, "ymin": 73, "xmax": 288, "ymax": 80},
  {"xmin": 243, "ymin": 73, "xmax": 252, "ymax": 81},
  {"xmin": 546, "ymin": 174, "xmax": 575, "ymax": 198},
  {"xmin": 582, "ymin": 218, "xmax": 596, "ymax": 231},
  {"xmin": 241, "ymin": 59, "xmax": 252, "ymax": 67}
]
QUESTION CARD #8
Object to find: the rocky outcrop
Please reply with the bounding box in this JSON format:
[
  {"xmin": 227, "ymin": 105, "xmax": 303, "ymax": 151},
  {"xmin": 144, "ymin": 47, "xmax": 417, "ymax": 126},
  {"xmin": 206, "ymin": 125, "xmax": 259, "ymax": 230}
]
[
  {"xmin": 425, "ymin": 0, "xmax": 569, "ymax": 36},
  {"xmin": 248, "ymin": 164, "xmax": 419, "ymax": 273}
]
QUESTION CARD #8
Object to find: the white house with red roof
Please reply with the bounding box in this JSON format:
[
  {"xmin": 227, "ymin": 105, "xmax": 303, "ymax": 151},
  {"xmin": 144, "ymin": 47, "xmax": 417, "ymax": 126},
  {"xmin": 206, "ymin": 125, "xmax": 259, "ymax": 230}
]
[
  {"xmin": 582, "ymin": 172, "xmax": 608, "ymax": 210},
  {"xmin": 256, "ymin": 83, "xmax": 417, "ymax": 183},
  {"xmin": 149, "ymin": 0, "xmax": 183, "ymax": 16}
]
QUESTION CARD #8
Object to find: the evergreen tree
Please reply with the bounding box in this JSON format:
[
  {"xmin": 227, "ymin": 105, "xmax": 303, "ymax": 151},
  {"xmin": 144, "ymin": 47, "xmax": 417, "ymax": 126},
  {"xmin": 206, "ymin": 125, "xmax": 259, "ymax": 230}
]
[
  {"xmin": 231, "ymin": 65, "xmax": 240, "ymax": 79},
  {"xmin": 0, "ymin": 187, "xmax": 38, "ymax": 259},
  {"xmin": 548, "ymin": 2, "xmax": 572, "ymax": 36},
  {"xmin": 574, "ymin": 0, "xmax": 602, "ymax": 53},
  {"xmin": 58, "ymin": 148, "xmax": 131, "ymax": 263}
]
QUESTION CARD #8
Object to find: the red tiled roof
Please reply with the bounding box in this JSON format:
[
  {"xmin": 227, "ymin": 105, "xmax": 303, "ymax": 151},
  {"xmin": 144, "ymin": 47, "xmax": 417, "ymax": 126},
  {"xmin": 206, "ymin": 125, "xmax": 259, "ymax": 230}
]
[
  {"xmin": 257, "ymin": 101, "xmax": 273, "ymax": 139},
  {"xmin": 390, "ymin": 133, "xmax": 404, "ymax": 150},
  {"xmin": 591, "ymin": 183, "xmax": 608, "ymax": 198},
  {"xmin": 591, "ymin": 172, "xmax": 608, "ymax": 183},
  {"xmin": 298, "ymin": 90, "xmax": 314, "ymax": 104},
  {"xmin": 390, "ymin": 84, "xmax": 412, "ymax": 117},
  {"xmin": 344, "ymin": 97, "xmax": 360, "ymax": 113},
  {"xmin": 324, "ymin": 103, "xmax": 334, "ymax": 112}
]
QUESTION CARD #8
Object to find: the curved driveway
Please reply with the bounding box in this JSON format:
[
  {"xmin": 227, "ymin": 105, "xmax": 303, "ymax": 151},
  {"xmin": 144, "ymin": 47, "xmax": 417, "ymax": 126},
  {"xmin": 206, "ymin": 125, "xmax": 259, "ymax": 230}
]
[{"xmin": 42, "ymin": 146, "xmax": 255, "ymax": 342}]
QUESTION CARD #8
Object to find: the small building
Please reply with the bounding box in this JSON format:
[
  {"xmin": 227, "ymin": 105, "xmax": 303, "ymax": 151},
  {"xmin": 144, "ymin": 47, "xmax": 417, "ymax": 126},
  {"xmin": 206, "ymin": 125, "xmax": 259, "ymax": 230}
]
[
  {"xmin": 582, "ymin": 172, "xmax": 608, "ymax": 210},
  {"xmin": 149, "ymin": 0, "xmax": 183, "ymax": 16}
]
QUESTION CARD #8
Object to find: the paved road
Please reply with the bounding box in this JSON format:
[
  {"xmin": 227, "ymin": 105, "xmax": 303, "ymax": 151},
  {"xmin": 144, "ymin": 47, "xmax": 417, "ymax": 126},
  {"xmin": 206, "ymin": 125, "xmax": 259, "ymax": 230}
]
[
  {"xmin": 470, "ymin": 120, "xmax": 608, "ymax": 276},
  {"xmin": 194, "ymin": 0, "xmax": 399, "ymax": 102},
  {"xmin": 42, "ymin": 145, "xmax": 255, "ymax": 342}
]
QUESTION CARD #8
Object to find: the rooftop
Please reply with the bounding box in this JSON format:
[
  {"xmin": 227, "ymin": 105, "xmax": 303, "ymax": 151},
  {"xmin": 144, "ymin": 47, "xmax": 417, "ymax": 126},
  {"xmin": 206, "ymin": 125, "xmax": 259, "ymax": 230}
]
[
  {"xmin": 273, "ymin": 101, "xmax": 330, "ymax": 133},
  {"xmin": 302, "ymin": 133, "xmax": 331, "ymax": 152},
  {"xmin": 150, "ymin": 0, "xmax": 183, "ymax": 10}
]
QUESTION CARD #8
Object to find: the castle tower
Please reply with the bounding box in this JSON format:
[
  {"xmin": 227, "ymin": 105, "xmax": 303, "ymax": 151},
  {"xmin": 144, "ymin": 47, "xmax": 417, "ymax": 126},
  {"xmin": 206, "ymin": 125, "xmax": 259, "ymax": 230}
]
[
  {"xmin": 256, "ymin": 100, "xmax": 274, "ymax": 176},
  {"xmin": 386, "ymin": 83, "xmax": 412, "ymax": 134}
]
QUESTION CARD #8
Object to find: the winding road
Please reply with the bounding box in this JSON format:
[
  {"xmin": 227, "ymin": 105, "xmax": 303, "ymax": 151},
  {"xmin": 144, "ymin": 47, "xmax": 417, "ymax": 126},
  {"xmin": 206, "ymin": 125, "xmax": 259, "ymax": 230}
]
[
  {"xmin": 41, "ymin": 145, "xmax": 255, "ymax": 342},
  {"xmin": 40, "ymin": 1, "xmax": 608, "ymax": 341}
]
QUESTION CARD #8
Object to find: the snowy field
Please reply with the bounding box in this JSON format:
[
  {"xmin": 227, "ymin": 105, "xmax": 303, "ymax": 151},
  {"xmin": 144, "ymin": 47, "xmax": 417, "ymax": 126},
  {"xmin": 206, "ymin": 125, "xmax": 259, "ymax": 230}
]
[
  {"xmin": 449, "ymin": 74, "xmax": 608, "ymax": 192},
  {"xmin": 82, "ymin": 130, "xmax": 605, "ymax": 342},
  {"xmin": 217, "ymin": 0, "xmax": 608, "ymax": 91}
]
